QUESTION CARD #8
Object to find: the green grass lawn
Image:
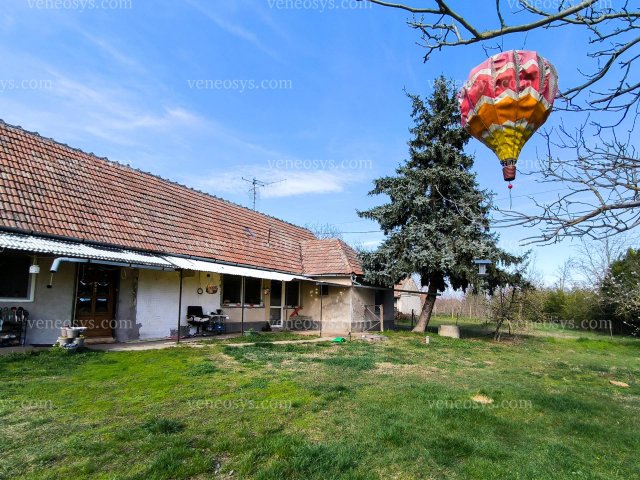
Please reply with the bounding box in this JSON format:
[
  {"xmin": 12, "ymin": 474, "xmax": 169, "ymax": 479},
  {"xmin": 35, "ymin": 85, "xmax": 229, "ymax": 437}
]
[
  {"xmin": 210, "ymin": 331, "xmax": 321, "ymax": 344},
  {"xmin": 1, "ymin": 324, "xmax": 638, "ymax": 479}
]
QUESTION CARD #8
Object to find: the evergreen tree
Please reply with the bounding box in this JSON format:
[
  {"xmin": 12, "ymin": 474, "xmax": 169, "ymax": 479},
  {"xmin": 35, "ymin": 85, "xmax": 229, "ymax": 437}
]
[{"xmin": 358, "ymin": 77, "xmax": 519, "ymax": 332}]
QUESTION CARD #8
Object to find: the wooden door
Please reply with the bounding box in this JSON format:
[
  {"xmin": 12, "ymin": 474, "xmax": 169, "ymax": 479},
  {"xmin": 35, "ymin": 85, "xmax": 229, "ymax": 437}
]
[{"xmin": 75, "ymin": 266, "xmax": 119, "ymax": 339}]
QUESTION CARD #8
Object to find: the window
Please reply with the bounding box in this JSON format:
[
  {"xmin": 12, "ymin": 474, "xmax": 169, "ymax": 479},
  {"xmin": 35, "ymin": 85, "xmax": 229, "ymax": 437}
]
[
  {"xmin": 222, "ymin": 275, "xmax": 242, "ymax": 304},
  {"xmin": 0, "ymin": 253, "xmax": 32, "ymax": 300},
  {"xmin": 285, "ymin": 281, "xmax": 300, "ymax": 307},
  {"xmin": 244, "ymin": 277, "xmax": 262, "ymax": 305},
  {"xmin": 320, "ymin": 284, "xmax": 329, "ymax": 296},
  {"xmin": 222, "ymin": 275, "xmax": 263, "ymax": 306}
]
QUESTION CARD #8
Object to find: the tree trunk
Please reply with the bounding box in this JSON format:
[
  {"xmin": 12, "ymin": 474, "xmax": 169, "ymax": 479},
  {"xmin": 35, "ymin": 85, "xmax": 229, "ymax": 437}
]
[{"xmin": 412, "ymin": 284, "xmax": 438, "ymax": 333}]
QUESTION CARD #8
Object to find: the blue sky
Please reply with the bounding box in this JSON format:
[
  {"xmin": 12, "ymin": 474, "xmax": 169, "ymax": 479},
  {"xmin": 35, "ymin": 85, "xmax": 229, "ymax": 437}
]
[{"xmin": 0, "ymin": 0, "xmax": 631, "ymax": 285}]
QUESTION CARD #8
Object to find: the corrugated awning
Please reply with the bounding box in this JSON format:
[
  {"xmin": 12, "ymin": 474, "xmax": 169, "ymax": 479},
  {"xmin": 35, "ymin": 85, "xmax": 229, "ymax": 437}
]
[
  {"xmin": 164, "ymin": 256, "xmax": 308, "ymax": 282},
  {"xmin": 0, "ymin": 232, "xmax": 175, "ymax": 270},
  {"xmin": 0, "ymin": 232, "xmax": 310, "ymax": 281}
]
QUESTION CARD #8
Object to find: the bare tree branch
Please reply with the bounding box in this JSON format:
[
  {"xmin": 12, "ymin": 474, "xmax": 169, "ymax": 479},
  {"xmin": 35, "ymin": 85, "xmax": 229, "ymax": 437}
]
[
  {"xmin": 364, "ymin": 0, "xmax": 639, "ymax": 117},
  {"xmin": 496, "ymin": 122, "xmax": 640, "ymax": 243},
  {"xmin": 366, "ymin": 0, "xmax": 640, "ymax": 242}
]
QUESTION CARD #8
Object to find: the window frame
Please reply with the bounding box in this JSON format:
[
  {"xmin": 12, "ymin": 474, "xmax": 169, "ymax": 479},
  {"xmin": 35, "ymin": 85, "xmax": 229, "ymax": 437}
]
[
  {"xmin": 0, "ymin": 253, "xmax": 36, "ymax": 302},
  {"xmin": 243, "ymin": 277, "xmax": 263, "ymax": 306},
  {"xmin": 284, "ymin": 281, "xmax": 301, "ymax": 308},
  {"xmin": 221, "ymin": 274, "xmax": 264, "ymax": 308},
  {"xmin": 221, "ymin": 274, "xmax": 242, "ymax": 306}
]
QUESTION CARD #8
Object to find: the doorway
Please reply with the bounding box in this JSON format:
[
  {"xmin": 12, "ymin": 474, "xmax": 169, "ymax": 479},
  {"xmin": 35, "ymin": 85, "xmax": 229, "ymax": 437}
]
[
  {"xmin": 74, "ymin": 265, "xmax": 119, "ymax": 339},
  {"xmin": 269, "ymin": 281, "xmax": 283, "ymax": 328}
]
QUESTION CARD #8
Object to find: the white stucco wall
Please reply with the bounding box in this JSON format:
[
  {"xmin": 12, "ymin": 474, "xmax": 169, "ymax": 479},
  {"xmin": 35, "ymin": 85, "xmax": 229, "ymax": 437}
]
[
  {"xmin": 136, "ymin": 270, "xmax": 181, "ymax": 339},
  {"xmin": 0, "ymin": 256, "xmax": 76, "ymax": 345},
  {"xmin": 181, "ymin": 272, "xmax": 222, "ymax": 317},
  {"xmin": 397, "ymin": 293, "xmax": 422, "ymax": 315}
]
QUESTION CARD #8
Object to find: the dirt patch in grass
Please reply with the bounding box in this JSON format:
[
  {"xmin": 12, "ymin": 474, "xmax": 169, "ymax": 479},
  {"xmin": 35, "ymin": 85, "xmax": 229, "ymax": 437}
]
[
  {"xmin": 610, "ymin": 380, "xmax": 630, "ymax": 387},
  {"xmin": 374, "ymin": 362, "xmax": 440, "ymax": 376},
  {"xmin": 471, "ymin": 394, "xmax": 494, "ymax": 404}
]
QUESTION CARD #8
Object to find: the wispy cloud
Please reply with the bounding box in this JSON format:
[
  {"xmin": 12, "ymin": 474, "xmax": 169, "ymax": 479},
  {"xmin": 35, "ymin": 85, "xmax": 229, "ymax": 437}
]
[
  {"xmin": 79, "ymin": 31, "xmax": 141, "ymax": 69},
  {"xmin": 184, "ymin": 0, "xmax": 282, "ymax": 61},
  {"xmin": 193, "ymin": 163, "xmax": 365, "ymax": 198}
]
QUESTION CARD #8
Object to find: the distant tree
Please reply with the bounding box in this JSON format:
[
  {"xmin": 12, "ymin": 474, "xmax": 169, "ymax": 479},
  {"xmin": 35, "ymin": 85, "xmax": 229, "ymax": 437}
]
[
  {"xmin": 554, "ymin": 258, "xmax": 576, "ymax": 291},
  {"xmin": 488, "ymin": 264, "xmax": 533, "ymax": 340},
  {"xmin": 358, "ymin": 77, "xmax": 520, "ymax": 332},
  {"xmin": 305, "ymin": 222, "xmax": 343, "ymax": 240},
  {"xmin": 601, "ymin": 248, "xmax": 640, "ymax": 335},
  {"xmin": 572, "ymin": 235, "xmax": 631, "ymax": 288}
]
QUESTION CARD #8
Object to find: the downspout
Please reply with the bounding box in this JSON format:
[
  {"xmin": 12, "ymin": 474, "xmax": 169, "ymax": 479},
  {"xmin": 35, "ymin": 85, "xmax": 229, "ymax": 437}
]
[
  {"xmin": 241, "ymin": 276, "xmax": 245, "ymax": 334},
  {"xmin": 70, "ymin": 263, "xmax": 80, "ymax": 328},
  {"xmin": 48, "ymin": 257, "xmax": 174, "ymax": 287},
  {"xmin": 176, "ymin": 270, "xmax": 184, "ymax": 344},
  {"xmin": 49, "ymin": 258, "xmax": 89, "ymax": 287}
]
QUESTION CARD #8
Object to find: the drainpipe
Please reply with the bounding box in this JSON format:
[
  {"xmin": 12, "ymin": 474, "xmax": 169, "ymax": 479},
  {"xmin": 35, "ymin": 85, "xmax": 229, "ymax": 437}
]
[
  {"xmin": 241, "ymin": 276, "xmax": 245, "ymax": 334},
  {"xmin": 176, "ymin": 270, "xmax": 184, "ymax": 344},
  {"xmin": 48, "ymin": 258, "xmax": 89, "ymax": 287}
]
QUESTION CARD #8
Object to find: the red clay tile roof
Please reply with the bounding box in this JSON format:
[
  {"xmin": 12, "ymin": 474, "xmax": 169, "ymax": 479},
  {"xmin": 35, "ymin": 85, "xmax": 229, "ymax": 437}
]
[
  {"xmin": 0, "ymin": 120, "xmax": 361, "ymax": 275},
  {"xmin": 301, "ymin": 239, "xmax": 363, "ymax": 276}
]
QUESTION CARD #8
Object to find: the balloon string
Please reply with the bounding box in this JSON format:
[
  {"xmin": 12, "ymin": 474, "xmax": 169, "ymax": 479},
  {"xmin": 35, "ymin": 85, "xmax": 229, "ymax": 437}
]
[{"xmin": 509, "ymin": 185, "xmax": 513, "ymax": 209}]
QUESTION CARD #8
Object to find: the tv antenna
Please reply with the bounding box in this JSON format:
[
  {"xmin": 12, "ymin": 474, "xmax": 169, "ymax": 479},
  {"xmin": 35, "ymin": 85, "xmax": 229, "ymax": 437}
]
[{"xmin": 242, "ymin": 177, "xmax": 285, "ymax": 210}]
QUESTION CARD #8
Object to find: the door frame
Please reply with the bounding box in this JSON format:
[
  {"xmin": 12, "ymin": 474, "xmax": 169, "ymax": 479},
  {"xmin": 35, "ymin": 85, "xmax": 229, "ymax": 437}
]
[
  {"xmin": 73, "ymin": 264, "xmax": 120, "ymax": 339},
  {"xmin": 269, "ymin": 280, "xmax": 284, "ymax": 328}
]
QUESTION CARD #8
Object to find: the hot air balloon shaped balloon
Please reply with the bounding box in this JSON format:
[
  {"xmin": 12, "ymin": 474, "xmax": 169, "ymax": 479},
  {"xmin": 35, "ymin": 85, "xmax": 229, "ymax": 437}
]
[{"xmin": 458, "ymin": 50, "xmax": 558, "ymax": 182}]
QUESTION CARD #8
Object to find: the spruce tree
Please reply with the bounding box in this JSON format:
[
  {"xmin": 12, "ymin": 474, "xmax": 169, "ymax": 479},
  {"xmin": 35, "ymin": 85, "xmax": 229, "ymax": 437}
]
[{"xmin": 359, "ymin": 77, "xmax": 519, "ymax": 332}]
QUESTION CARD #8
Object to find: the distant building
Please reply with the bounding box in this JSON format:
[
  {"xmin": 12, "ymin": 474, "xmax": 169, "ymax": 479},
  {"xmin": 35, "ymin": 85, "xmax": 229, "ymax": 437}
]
[{"xmin": 394, "ymin": 277, "xmax": 425, "ymax": 316}]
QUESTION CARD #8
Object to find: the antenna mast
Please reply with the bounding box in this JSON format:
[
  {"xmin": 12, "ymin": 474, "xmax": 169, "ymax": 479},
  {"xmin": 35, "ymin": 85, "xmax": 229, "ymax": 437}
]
[{"xmin": 242, "ymin": 177, "xmax": 284, "ymax": 210}]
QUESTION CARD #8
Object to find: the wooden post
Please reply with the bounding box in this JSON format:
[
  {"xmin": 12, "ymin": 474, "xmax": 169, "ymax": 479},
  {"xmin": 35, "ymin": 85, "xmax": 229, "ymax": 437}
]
[
  {"xmin": 609, "ymin": 319, "xmax": 613, "ymax": 338},
  {"xmin": 380, "ymin": 304, "xmax": 384, "ymax": 332}
]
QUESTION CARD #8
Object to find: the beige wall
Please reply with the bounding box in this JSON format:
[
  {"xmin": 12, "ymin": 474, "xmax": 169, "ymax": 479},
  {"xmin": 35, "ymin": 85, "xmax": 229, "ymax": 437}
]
[
  {"xmin": 0, "ymin": 255, "xmax": 76, "ymax": 345},
  {"xmin": 300, "ymin": 281, "xmax": 351, "ymax": 333},
  {"xmin": 8, "ymin": 258, "xmax": 385, "ymax": 342},
  {"xmin": 136, "ymin": 270, "xmax": 272, "ymax": 337},
  {"xmin": 350, "ymin": 287, "xmax": 376, "ymax": 332}
]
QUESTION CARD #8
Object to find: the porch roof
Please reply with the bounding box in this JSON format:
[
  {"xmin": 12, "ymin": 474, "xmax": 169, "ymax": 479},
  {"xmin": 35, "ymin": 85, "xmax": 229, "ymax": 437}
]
[
  {"xmin": 0, "ymin": 232, "xmax": 174, "ymax": 270},
  {"xmin": 163, "ymin": 255, "xmax": 310, "ymax": 282},
  {"xmin": 1, "ymin": 231, "xmax": 313, "ymax": 281}
]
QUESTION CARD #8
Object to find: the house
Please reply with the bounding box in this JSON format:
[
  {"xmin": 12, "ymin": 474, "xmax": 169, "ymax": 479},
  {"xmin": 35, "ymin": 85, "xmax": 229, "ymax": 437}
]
[
  {"xmin": 0, "ymin": 121, "xmax": 394, "ymax": 345},
  {"xmin": 394, "ymin": 277, "xmax": 425, "ymax": 317}
]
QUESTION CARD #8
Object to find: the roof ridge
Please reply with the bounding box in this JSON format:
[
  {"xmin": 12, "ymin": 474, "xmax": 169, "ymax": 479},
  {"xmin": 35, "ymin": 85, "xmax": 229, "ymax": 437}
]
[{"xmin": 0, "ymin": 119, "xmax": 316, "ymax": 236}]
